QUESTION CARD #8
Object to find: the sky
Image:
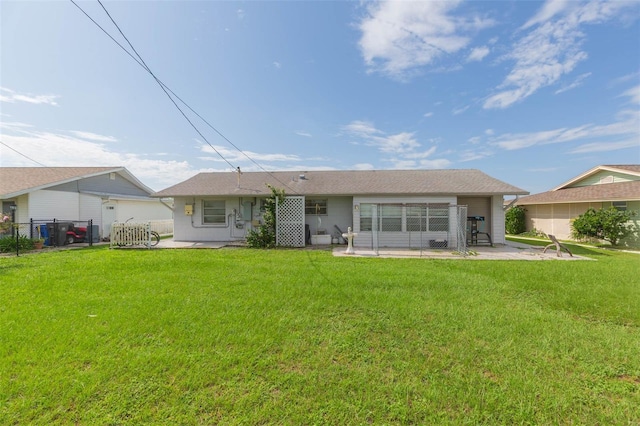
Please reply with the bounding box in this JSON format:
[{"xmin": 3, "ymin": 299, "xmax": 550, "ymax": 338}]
[{"xmin": 1, "ymin": 0, "xmax": 639, "ymax": 194}]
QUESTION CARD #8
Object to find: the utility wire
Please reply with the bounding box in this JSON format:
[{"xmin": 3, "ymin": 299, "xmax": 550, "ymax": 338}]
[
  {"xmin": 70, "ymin": 0, "xmax": 301, "ymax": 194},
  {"xmin": 0, "ymin": 140, "xmax": 48, "ymax": 167},
  {"xmin": 98, "ymin": 0, "xmax": 236, "ymax": 171}
]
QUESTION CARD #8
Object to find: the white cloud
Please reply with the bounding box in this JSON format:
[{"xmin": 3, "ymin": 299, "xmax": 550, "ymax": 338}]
[
  {"xmin": 522, "ymin": 0, "xmax": 572, "ymax": 29},
  {"xmin": 459, "ymin": 149, "xmax": 492, "ymax": 162},
  {"xmin": 467, "ymin": 136, "xmax": 482, "ymax": 144},
  {"xmin": 0, "ymin": 125, "xmax": 201, "ymax": 190},
  {"xmin": 70, "ymin": 130, "xmax": 118, "ymax": 143},
  {"xmin": 423, "ymin": 112, "xmax": 434, "ymax": 118},
  {"xmin": 357, "ymin": 1, "xmax": 494, "ymax": 79},
  {"xmin": 343, "ymin": 121, "xmax": 418, "ymax": 154},
  {"xmin": 342, "ymin": 120, "xmax": 449, "ymax": 168},
  {"xmin": 199, "ymin": 144, "xmax": 301, "ymax": 163},
  {"xmin": 0, "ymin": 87, "xmax": 59, "ymax": 106},
  {"xmin": 452, "ymin": 105, "xmax": 469, "ymax": 115},
  {"xmin": 484, "ymin": 1, "xmax": 635, "ymax": 109},
  {"xmin": 419, "ymin": 158, "xmax": 452, "ymax": 168},
  {"xmin": 570, "ymin": 138, "xmax": 639, "ymax": 154},
  {"xmin": 352, "ymin": 163, "xmax": 374, "ymax": 170},
  {"xmin": 295, "ymin": 131, "xmax": 312, "ymax": 138},
  {"xmin": 620, "ymin": 84, "xmax": 640, "ymax": 105},
  {"xmin": 272, "ymin": 61, "xmax": 282, "ymax": 69},
  {"xmin": 387, "ymin": 159, "xmax": 417, "ymax": 169},
  {"xmin": 237, "ymin": 9, "xmax": 245, "ymax": 20},
  {"xmin": 555, "ymin": 72, "xmax": 592, "ymax": 94},
  {"xmin": 490, "ymin": 97, "xmax": 639, "ymax": 152},
  {"xmin": 342, "ymin": 120, "xmax": 382, "ymax": 138},
  {"xmin": 467, "ymin": 46, "xmax": 490, "ymax": 62}
]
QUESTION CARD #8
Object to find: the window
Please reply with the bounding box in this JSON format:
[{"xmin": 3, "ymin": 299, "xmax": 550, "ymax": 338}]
[
  {"xmin": 305, "ymin": 199, "xmax": 328, "ymax": 215},
  {"xmin": 407, "ymin": 206, "xmax": 427, "ymax": 231},
  {"xmin": 360, "ymin": 203, "xmax": 450, "ymax": 232},
  {"xmin": 359, "ymin": 204, "xmax": 401, "ymax": 232},
  {"xmin": 359, "ymin": 203, "xmax": 374, "ymax": 231},
  {"xmin": 612, "ymin": 201, "xmax": 627, "ymax": 211},
  {"xmin": 203, "ymin": 200, "xmax": 226, "ymax": 224},
  {"xmin": 428, "ymin": 204, "xmax": 449, "ymax": 232},
  {"xmin": 380, "ymin": 205, "xmax": 402, "ymax": 231}
]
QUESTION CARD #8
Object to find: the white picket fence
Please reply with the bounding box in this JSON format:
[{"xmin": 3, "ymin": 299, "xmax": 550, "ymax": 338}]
[
  {"xmin": 149, "ymin": 219, "xmax": 173, "ymax": 236},
  {"xmin": 110, "ymin": 222, "xmax": 152, "ymax": 248}
]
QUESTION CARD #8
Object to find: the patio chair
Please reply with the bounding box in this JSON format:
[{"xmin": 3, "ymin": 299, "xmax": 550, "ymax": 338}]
[{"xmin": 543, "ymin": 234, "xmax": 573, "ymax": 257}]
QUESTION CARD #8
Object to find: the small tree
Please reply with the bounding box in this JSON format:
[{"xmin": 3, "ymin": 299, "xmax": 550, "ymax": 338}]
[
  {"xmin": 571, "ymin": 207, "xmax": 635, "ymax": 246},
  {"xmin": 505, "ymin": 205, "xmax": 527, "ymax": 235},
  {"xmin": 246, "ymin": 184, "xmax": 285, "ymax": 248}
]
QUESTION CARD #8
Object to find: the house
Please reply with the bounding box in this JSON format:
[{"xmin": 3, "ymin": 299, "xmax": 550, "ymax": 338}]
[
  {"xmin": 515, "ymin": 165, "xmax": 640, "ymax": 247},
  {"xmin": 153, "ymin": 169, "xmax": 528, "ymax": 248},
  {"xmin": 0, "ymin": 167, "xmax": 173, "ymax": 239}
]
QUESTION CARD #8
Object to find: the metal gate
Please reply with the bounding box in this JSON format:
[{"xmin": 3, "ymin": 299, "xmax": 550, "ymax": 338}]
[
  {"xmin": 275, "ymin": 196, "xmax": 305, "ymax": 247},
  {"xmin": 369, "ymin": 204, "xmax": 468, "ymax": 256}
]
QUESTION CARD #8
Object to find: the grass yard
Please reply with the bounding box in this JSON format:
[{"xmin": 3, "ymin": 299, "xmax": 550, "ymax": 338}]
[{"xmin": 1, "ymin": 244, "xmax": 639, "ymax": 424}]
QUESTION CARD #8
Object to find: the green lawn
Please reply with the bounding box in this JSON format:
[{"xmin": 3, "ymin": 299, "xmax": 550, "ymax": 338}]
[{"xmin": 1, "ymin": 245, "xmax": 639, "ymax": 424}]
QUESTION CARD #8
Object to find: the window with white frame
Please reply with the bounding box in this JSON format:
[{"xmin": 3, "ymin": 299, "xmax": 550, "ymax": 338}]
[
  {"xmin": 612, "ymin": 201, "xmax": 627, "ymax": 211},
  {"xmin": 407, "ymin": 206, "xmax": 427, "ymax": 232},
  {"xmin": 203, "ymin": 200, "xmax": 226, "ymax": 224},
  {"xmin": 360, "ymin": 203, "xmax": 450, "ymax": 233},
  {"xmin": 305, "ymin": 199, "xmax": 327, "ymax": 215},
  {"xmin": 380, "ymin": 205, "xmax": 402, "ymax": 232},
  {"xmin": 428, "ymin": 204, "xmax": 449, "ymax": 232},
  {"xmin": 359, "ymin": 203, "xmax": 374, "ymax": 231}
]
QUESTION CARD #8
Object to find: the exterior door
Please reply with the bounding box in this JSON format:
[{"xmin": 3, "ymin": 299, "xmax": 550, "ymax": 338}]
[{"xmin": 102, "ymin": 202, "xmax": 117, "ymax": 238}]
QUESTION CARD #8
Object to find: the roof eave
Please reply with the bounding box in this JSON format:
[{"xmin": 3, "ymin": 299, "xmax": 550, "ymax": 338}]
[{"xmin": 552, "ymin": 165, "xmax": 640, "ymax": 191}]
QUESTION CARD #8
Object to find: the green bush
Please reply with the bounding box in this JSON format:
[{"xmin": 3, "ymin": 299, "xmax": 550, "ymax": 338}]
[
  {"xmin": 0, "ymin": 235, "xmax": 35, "ymax": 253},
  {"xmin": 505, "ymin": 205, "xmax": 527, "ymax": 235},
  {"xmin": 246, "ymin": 185, "xmax": 285, "ymax": 248},
  {"xmin": 571, "ymin": 207, "xmax": 635, "ymax": 246}
]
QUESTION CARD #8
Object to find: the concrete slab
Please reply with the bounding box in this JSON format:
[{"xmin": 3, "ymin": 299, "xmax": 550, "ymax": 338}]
[{"xmin": 333, "ymin": 241, "xmax": 590, "ymax": 261}]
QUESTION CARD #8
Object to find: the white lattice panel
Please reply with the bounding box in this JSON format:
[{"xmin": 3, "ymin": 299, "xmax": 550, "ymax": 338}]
[{"xmin": 276, "ymin": 196, "xmax": 305, "ymax": 247}]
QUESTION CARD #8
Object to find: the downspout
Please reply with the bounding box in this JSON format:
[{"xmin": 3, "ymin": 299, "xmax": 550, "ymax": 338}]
[
  {"xmin": 503, "ymin": 195, "xmax": 519, "ymax": 211},
  {"xmin": 159, "ymin": 198, "xmax": 174, "ymax": 212}
]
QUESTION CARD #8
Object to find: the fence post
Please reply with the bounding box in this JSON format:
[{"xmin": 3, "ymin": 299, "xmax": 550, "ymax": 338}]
[
  {"xmin": 14, "ymin": 224, "xmax": 20, "ymax": 257},
  {"xmin": 88, "ymin": 219, "xmax": 93, "ymax": 247}
]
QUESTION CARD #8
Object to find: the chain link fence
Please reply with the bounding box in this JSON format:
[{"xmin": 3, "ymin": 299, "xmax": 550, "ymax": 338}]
[
  {"xmin": 361, "ymin": 203, "xmax": 468, "ymax": 256},
  {"xmin": 0, "ymin": 219, "xmax": 97, "ymax": 256}
]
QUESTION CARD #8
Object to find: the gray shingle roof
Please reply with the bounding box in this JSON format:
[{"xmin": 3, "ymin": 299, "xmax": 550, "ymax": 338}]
[
  {"xmin": 0, "ymin": 167, "xmax": 151, "ymax": 198},
  {"xmin": 153, "ymin": 169, "xmax": 528, "ymax": 197},
  {"xmin": 516, "ymin": 180, "xmax": 640, "ymax": 205}
]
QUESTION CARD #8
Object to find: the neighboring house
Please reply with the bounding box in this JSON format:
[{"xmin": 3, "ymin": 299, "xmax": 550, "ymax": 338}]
[
  {"xmin": 153, "ymin": 169, "xmax": 528, "ymax": 248},
  {"xmin": 0, "ymin": 167, "xmax": 173, "ymax": 239},
  {"xmin": 515, "ymin": 165, "xmax": 640, "ymax": 247}
]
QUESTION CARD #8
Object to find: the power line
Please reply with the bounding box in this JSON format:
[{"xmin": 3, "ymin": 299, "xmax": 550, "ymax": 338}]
[
  {"xmin": 69, "ymin": 0, "xmax": 301, "ymax": 194},
  {"xmin": 0, "ymin": 140, "xmax": 48, "ymax": 167},
  {"xmin": 101, "ymin": 0, "xmax": 236, "ymax": 171}
]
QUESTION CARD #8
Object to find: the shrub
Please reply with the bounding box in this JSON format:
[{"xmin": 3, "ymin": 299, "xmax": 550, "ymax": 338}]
[
  {"xmin": 246, "ymin": 185, "xmax": 285, "ymax": 248},
  {"xmin": 0, "ymin": 235, "xmax": 35, "ymax": 253},
  {"xmin": 571, "ymin": 207, "xmax": 635, "ymax": 246},
  {"xmin": 505, "ymin": 205, "xmax": 527, "ymax": 235}
]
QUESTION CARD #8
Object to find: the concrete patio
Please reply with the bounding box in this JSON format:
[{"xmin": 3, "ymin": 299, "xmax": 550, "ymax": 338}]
[
  {"xmin": 332, "ymin": 240, "xmax": 589, "ymax": 260},
  {"xmin": 153, "ymin": 239, "xmax": 588, "ymax": 261}
]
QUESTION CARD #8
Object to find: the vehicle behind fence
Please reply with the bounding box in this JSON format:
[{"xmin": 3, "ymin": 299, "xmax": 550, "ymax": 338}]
[{"xmin": 0, "ymin": 219, "xmax": 97, "ymax": 255}]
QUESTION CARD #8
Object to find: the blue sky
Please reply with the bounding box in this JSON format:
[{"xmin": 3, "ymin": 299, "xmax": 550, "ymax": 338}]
[{"xmin": 1, "ymin": 0, "xmax": 639, "ymax": 194}]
